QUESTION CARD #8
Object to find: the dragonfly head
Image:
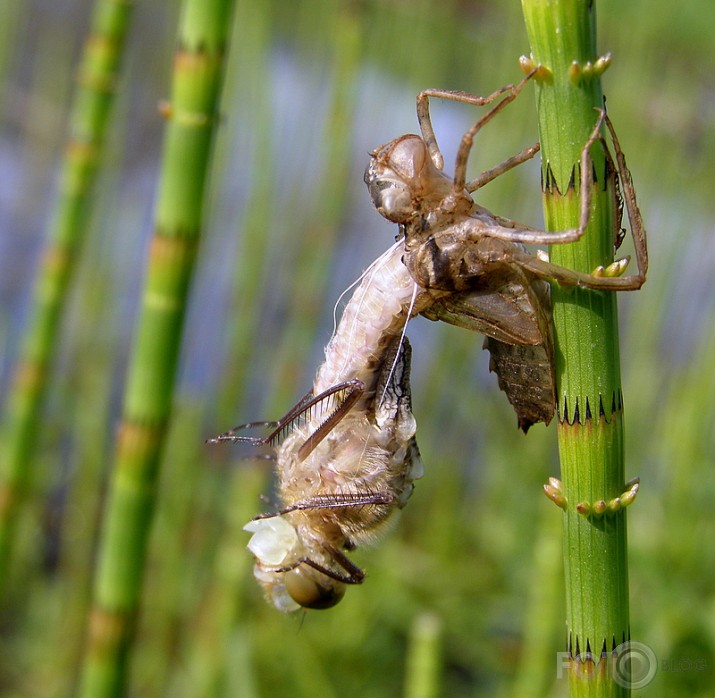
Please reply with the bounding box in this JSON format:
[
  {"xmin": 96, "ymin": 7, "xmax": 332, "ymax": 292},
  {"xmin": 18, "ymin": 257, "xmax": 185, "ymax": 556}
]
[{"xmin": 365, "ymin": 135, "xmax": 452, "ymax": 224}]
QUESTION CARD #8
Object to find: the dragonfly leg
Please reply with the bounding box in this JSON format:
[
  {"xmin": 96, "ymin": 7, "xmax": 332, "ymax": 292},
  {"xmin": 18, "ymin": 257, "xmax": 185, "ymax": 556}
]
[{"xmin": 416, "ymin": 68, "xmax": 539, "ymax": 176}]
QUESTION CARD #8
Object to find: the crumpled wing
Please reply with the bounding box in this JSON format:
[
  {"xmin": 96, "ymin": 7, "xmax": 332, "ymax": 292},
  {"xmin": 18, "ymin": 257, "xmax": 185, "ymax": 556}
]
[
  {"xmin": 483, "ymin": 336, "xmax": 555, "ymax": 431},
  {"xmin": 421, "ymin": 271, "xmax": 555, "ymax": 430}
]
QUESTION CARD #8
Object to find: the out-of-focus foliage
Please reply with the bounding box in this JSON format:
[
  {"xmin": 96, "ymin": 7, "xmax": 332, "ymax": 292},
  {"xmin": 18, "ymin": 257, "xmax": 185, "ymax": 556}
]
[{"xmin": 1, "ymin": 0, "xmax": 713, "ymax": 696}]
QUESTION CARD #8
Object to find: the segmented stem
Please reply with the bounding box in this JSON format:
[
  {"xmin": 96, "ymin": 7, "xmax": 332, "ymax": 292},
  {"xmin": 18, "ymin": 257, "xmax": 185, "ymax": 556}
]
[
  {"xmin": 78, "ymin": 2, "xmax": 235, "ymax": 695},
  {"xmin": 521, "ymin": 1, "xmax": 632, "ymax": 695},
  {"xmin": 0, "ymin": 0, "xmax": 133, "ymax": 590}
]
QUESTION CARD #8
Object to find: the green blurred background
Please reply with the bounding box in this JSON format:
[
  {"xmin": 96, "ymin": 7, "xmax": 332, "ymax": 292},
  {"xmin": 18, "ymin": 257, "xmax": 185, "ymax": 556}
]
[{"xmin": 1, "ymin": 0, "xmax": 714, "ymax": 696}]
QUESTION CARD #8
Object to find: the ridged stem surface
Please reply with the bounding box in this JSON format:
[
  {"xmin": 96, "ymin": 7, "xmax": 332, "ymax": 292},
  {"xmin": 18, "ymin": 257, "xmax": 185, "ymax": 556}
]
[
  {"xmin": 78, "ymin": 2, "xmax": 234, "ymax": 695},
  {"xmin": 521, "ymin": 1, "xmax": 632, "ymax": 694},
  {"xmin": 0, "ymin": 0, "xmax": 133, "ymax": 588}
]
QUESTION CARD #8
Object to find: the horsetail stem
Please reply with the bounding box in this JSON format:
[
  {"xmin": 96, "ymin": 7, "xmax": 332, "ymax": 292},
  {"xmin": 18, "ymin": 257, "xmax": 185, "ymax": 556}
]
[
  {"xmin": 0, "ymin": 0, "xmax": 133, "ymax": 590},
  {"xmin": 78, "ymin": 2, "xmax": 235, "ymax": 695},
  {"xmin": 521, "ymin": 0, "xmax": 633, "ymax": 694}
]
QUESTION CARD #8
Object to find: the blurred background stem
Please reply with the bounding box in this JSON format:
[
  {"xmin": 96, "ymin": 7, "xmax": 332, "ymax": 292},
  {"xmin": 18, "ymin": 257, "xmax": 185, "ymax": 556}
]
[
  {"xmin": 77, "ymin": 1, "xmax": 235, "ymax": 695},
  {"xmin": 0, "ymin": 0, "xmax": 133, "ymax": 595}
]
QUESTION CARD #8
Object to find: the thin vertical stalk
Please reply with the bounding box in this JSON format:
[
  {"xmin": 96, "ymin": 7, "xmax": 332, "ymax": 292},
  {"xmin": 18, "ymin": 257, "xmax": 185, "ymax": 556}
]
[
  {"xmin": 177, "ymin": 4, "xmax": 274, "ymax": 692},
  {"xmin": 404, "ymin": 613, "xmax": 443, "ymax": 698},
  {"xmin": 78, "ymin": 1, "xmax": 235, "ymax": 695},
  {"xmin": 510, "ymin": 505, "xmax": 563, "ymax": 697},
  {"xmin": 521, "ymin": 1, "xmax": 633, "ymax": 696},
  {"xmin": 0, "ymin": 0, "xmax": 133, "ymax": 589}
]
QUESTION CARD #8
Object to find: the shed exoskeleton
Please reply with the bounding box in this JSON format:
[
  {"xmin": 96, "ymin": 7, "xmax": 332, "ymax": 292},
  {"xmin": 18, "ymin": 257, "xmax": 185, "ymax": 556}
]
[{"xmin": 365, "ymin": 71, "xmax": 647, "ymax": 430}]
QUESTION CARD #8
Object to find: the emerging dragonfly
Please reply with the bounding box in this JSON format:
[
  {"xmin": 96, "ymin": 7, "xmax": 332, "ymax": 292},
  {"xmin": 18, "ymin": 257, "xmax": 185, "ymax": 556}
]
[
  {"xmin": 365, "ymin": 70, "xmax": 648, "ymax": 430},
  {"xmin": 212, "ymin": 70, "xmax": 648, "ymax": 612},
  {"xmin": 210, "ymin": 242, "xmax": 442, "ymax": 611}
]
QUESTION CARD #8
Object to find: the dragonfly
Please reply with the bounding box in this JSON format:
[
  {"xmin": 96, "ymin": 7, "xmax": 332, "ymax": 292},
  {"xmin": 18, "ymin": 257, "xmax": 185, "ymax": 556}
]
[
  {"xmin": 211, "ymin": 70, "xmax": 647, "ymax": 611},
  {"xmin": 364, "ymin": 69, "xmax": 648, "ymax": 430},
  {"xmin": 210, "ymin": 243, "xmax": 444, "ymax": 611}
]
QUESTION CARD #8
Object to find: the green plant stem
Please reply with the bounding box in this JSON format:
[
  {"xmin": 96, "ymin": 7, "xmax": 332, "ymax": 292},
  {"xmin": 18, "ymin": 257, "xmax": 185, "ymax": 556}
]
[
  {"xmin": 521, "ymin": 1, "xmax": 631, "ymax": 695},
  {"xmin": 77, "ymin": 1, "xmax": 234, "ymax": 695},
  {"xmin": 0, "ymin": 0, "xmax": 133, "ymax": 590},
  {"xmin": 404, "ymin": 612, "xmax": 443, "ymax": 698},
  {"xmin": 511, "ymin": 504, "xmax": 563, "ymax": 697}
]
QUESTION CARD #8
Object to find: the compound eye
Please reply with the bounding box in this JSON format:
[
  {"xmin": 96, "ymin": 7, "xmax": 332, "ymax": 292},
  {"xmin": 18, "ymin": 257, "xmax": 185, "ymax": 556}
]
[
  {"xmin": 366, "ymin": 177, "xmax": 414, "ymax": 223},
  {"xmin": 284, "ymin": 567, "xmax": 346, "ymax": 610}
]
